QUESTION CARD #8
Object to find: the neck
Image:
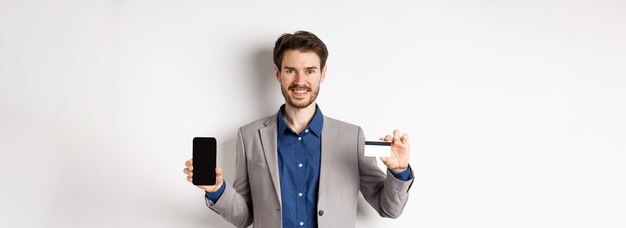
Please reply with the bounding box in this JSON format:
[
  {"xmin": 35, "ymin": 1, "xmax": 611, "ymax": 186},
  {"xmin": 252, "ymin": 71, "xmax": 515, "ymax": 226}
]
[{"xmin": 282, "ymin": 102, "xmax": 317, "ymax": 134}]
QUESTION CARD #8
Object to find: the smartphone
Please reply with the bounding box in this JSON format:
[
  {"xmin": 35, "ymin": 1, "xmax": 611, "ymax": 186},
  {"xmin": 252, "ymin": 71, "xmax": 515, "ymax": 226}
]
[{"xmin": 192, "ymin": 137, "xmax": 217, "ymax": 185}]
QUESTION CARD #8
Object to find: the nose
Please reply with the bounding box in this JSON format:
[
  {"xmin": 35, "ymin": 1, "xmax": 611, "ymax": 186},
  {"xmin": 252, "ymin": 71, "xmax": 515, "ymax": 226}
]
[{"xmin": 293, "ymin": 71, "xmax": 305, "ymax": 84}]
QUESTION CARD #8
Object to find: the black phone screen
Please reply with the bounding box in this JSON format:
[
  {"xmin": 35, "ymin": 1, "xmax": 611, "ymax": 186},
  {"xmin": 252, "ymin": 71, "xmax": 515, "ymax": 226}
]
[{"xmin": 192, "ymin": 137, "xmax": 217, "ymax": 185}]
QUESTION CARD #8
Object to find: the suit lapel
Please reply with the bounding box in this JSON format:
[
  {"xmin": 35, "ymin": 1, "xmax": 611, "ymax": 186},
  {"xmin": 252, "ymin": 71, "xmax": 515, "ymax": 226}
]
[
  {"xmin": 319, "ymin": 116, "xmax": 338, "ymax": 206},
  {"xmin": 259, "ymin": 115, "xmax": 282, "ymax": 205}
]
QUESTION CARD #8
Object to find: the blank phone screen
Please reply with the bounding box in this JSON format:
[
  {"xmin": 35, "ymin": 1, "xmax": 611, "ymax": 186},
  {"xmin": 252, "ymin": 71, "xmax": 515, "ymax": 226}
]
[{"xmin": 192, "ymin": 137, "xmax": 217, "ymax": 185}]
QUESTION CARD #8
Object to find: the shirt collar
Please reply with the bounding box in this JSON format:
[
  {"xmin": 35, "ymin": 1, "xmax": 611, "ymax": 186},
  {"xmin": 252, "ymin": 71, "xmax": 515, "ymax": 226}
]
[{"xmin": 277, "ymin": 104, "xmax": 324, "ymax": 137}]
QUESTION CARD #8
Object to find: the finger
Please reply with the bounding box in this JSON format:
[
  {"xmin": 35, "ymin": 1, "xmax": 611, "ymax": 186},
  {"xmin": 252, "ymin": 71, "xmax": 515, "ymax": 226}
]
[
  {"xmin": 188, "ymin": 171, "xmax": 193, "ymax": 178},
  {"xmin": 401, "ymin": 133, "xmax": 409, "ymax": 144},
  {"xmin": 393, "ymin": 129, "xmax": 401, "ymax": 143},
  {"xmin": 185, "ymin": 159, "xmax": 192, "ymax": 167},
  {"xmin": 183, "ymin": 168, "xmax": 189, "ymax": 175},
  {"xmin": 384, "ymin": 135, "xmax": 392, "ymax": 142},
  {"xmin": 186, "ymin": 176, "xmax": 192, "ymax": 183},
  {"xmin": 379, "ymin": 137, "xmax": 384, "ymax": 141}
]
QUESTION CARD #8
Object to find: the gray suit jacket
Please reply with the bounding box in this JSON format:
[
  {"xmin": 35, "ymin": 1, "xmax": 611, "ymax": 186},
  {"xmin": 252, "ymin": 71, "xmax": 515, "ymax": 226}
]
[{"xmin": 206, "ymin": 114, "xmax": 414, "ymax": 228}]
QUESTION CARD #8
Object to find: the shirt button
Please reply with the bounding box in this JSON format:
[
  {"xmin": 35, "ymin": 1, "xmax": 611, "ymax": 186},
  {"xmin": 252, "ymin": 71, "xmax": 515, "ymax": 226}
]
[
  {"xmin": 298, "ymin": 137, "xmax": 302, "ymax": 140},
  {"xmin": 305, "ymin": 129, "xmax": 309, "ymax": 133},
  {"xmin": 298, "ymin": 192, "xmax": 303, "ymax": 197},
  {"xmin": 298, "ymin": 163, "xmax": 303, "ymax": 168},
  {"xmin": 299, "ymin": 221, "xmax": 304, "ymax": 226},
  {"xmin": 318, "ymin": 210, "xmax": 324, "ymax": 216}
]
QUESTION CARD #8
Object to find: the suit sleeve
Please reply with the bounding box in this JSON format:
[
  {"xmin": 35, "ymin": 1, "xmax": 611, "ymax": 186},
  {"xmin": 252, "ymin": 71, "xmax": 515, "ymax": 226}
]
[
  {"xmin": 205, "ymin": 128, "xmax": 254, "ymax": 228},
  {"xmin": 357, "ymin": 126, "xmax": 414, "ymax": 218}
]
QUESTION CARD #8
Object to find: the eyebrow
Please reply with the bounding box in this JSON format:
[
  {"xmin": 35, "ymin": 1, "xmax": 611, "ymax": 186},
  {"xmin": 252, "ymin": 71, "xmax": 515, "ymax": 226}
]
[{"xmin": 283, "ymin": 66, "xmax": 319, "ymax": 70}]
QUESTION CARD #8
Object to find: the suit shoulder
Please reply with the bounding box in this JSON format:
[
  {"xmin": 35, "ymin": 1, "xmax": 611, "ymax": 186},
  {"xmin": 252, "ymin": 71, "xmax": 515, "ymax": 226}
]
[
  {"xmin": 324, "ymin": 116, "xmax": 361, "ymax": 132},
  {"xmin": 238, "ymin": 114, "xmax": 275, "ymax": 135}
]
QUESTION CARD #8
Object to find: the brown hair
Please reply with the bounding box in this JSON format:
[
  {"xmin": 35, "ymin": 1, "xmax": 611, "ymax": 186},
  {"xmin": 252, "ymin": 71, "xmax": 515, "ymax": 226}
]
[{"xmin": 273, "ymin": 31, "xmax": 329, "ymax": 70}]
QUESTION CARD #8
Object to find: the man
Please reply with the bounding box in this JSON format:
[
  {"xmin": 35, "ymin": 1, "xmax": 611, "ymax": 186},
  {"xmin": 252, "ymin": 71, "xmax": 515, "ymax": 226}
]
[{"xmin": 184, "ymin": 31, "xmax": 414, "ymax": 228}]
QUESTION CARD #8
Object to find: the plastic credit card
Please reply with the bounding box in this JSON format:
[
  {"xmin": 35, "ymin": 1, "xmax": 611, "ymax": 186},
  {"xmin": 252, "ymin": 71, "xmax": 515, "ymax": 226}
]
[{"xmin": 364, "ymin": 141, "xmax": 391, "ymax": 157}]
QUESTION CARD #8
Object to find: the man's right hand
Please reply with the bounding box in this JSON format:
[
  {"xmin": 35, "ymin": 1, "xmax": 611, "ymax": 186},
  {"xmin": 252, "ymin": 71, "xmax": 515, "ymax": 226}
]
[{"xmin": 184, "ymin": 159, "xmax": 224, "ymax": 193}]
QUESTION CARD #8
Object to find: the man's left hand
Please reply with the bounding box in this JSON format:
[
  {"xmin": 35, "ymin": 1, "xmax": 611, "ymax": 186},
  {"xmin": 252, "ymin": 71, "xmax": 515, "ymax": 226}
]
[{"xmin": 379, "ymin": 129, "xmax": 410, "ymax": 173}]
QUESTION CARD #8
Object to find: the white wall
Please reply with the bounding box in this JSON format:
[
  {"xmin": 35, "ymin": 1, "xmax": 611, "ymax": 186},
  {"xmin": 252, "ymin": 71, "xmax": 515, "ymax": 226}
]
[{"xmin": 1, "ymin": 0, "xmax": 625, "ymax": 227}]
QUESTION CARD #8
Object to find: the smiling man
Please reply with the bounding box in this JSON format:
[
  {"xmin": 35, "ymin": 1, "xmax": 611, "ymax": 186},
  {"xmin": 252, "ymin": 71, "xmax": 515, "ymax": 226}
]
[{"xmin": 184, "ymin": 31, "xmax": 414, "ymax": 228}]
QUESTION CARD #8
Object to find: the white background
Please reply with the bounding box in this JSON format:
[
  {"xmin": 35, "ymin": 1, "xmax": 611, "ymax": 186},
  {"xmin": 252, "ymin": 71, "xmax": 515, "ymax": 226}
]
[{"xmin": 1, "ymin": 0, "xmax": 625, "ymax": 227}]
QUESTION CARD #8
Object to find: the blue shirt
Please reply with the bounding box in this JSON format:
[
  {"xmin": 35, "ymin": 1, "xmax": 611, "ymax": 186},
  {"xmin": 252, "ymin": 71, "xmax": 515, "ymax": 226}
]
[
  {"xmin": 205, "ymin": 105, "xmax": 412, "ymax": 227},
  {"xmin": 276, "ymin": 104, "xmax": 324, "ymax": 228}
]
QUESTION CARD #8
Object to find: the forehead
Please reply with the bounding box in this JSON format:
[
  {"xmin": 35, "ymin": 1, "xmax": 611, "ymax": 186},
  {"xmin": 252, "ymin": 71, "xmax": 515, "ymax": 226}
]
[{"xmin": 281, "ymin": 50, "xmax": 321, "ymax": 68}]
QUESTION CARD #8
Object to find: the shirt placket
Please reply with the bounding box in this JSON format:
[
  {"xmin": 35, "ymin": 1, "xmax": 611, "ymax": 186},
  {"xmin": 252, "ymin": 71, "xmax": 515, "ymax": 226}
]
[{"xmin": 296, "ymin": 132, "xmax": 306, "ymax": 227}]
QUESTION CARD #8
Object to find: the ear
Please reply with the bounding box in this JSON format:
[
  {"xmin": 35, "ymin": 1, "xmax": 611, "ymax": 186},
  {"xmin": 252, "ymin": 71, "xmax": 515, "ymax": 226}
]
[
  {"xmin": 274, "ymin": 64, "xmax": 281, "ymax": 82},
  {"xmin": 320, "ymin": 65, "xmax": 327, "ymax": 83}
]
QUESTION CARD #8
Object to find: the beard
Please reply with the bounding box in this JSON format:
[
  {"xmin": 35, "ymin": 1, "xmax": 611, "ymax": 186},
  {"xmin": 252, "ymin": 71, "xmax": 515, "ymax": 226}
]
[{"xmin": 280, "ymin": 83, "xmax": 320, "ymax": 109}]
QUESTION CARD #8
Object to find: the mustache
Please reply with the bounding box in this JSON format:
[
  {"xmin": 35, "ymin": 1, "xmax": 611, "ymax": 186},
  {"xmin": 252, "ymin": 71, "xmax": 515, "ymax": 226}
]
[{"xmin": 288, "ymin": 85, "xmax": 311, "ymax": 91}]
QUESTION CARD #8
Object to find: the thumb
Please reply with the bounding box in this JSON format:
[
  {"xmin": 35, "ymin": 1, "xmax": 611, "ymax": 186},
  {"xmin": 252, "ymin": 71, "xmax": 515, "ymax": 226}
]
[
  {"xmin": 216, "ymin": 167, "xmax": 223, "ymax": 182},
  {"xmin": 379, "ymin": 157, "xmax": 389, "ymax": 166},
  {"xmin": 216, "ymin": 167, "xmax": 222, "ymax": 176}
]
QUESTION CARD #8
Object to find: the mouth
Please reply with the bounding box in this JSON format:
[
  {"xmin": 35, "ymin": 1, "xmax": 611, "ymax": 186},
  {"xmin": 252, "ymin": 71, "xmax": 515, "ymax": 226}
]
[{"xmin": 289, "ymin": 87, "xmax": 310, "ymax": 98}]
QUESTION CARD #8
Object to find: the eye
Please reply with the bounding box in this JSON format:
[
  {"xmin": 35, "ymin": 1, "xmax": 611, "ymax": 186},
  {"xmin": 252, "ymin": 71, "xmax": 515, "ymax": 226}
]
[
  {"xmin": 285, "ymin": 69, "xmax": 294, "ymax": 74},
  {"xmin": 306, "ymin": 69, "xmax": 315, "ymax": 74}
]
